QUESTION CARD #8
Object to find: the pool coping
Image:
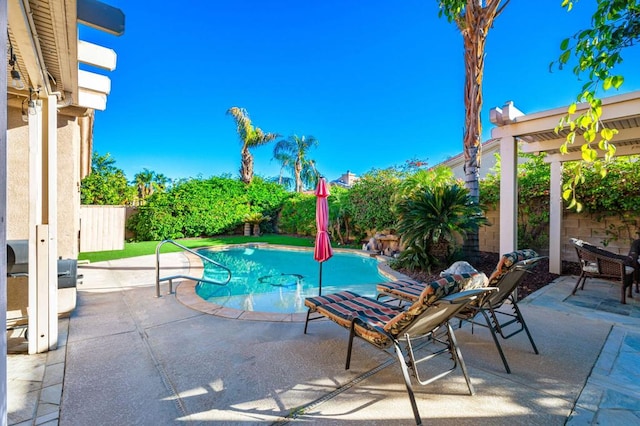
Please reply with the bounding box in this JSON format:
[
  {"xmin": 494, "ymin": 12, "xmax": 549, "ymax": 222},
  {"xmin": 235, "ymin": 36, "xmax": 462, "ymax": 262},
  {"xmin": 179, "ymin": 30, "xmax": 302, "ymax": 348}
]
[{"xmin": 174, "ymin": 243, "xmax": 409, "ymax": 322}]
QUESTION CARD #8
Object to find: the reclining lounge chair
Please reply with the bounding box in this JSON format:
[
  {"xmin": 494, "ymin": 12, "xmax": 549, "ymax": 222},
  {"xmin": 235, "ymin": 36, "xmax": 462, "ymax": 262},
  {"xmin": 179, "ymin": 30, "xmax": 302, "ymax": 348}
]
[
  {"xmin": 376, "ymin": 249, "xmax": 543, "ymax": 374},
  {"xmin": 304, "ymin": 275, "xmax": 495, "ymax": 425},
  {"xmin": 455, "ymin": 251, "xmax": 544, "ymax": 374}
]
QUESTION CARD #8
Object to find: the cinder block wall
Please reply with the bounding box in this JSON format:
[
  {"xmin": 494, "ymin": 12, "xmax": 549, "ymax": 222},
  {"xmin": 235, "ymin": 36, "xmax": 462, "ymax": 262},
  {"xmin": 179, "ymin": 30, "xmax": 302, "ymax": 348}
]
[{"xmin": 478, "ymin": 208, "xmax": 639, "ymax": 262}]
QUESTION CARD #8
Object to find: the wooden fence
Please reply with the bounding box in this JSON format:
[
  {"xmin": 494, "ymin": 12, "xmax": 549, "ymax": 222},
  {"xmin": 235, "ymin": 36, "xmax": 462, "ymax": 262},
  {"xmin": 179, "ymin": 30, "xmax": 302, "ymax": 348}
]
[{"xmin": 79, "ymin": 206, "xmax": 126, "ymax": 252}]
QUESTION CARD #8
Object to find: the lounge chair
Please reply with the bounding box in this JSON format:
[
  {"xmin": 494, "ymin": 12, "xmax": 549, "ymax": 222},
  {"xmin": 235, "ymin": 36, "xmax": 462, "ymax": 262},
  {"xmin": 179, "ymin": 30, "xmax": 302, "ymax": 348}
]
[
  {"xmin": 304, "ymin": 276, "xmax": 495, "ymax": 425},
  {"xmin": 455, "ymin": 253, "xmax": 544, "ymax": 374},
  {"xmin": 375, "ymin": 249, "xmax": 543, "ymax": 374},
  {"xmin": 571, "ymin": 238, "xmax": 634, "ymax": 304}
]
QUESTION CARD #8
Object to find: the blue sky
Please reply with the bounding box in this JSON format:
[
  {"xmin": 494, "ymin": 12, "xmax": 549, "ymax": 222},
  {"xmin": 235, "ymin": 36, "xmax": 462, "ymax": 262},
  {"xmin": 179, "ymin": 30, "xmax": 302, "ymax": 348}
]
[{"xmin": 80, "ymin": 1, "xmax": 640, "ymax": 184}]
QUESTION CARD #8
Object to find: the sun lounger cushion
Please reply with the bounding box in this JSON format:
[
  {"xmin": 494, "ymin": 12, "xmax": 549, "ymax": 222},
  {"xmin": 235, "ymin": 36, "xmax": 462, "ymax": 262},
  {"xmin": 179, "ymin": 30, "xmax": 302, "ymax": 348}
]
[
  {"xmin": 316, "ymin": 274, "xmax": 467, "ymax": 348},
  {"xmin": 487, "ymin": 249, "xmax": 539, "ymax": 286},
  {"xmin": 377, "ymin": 273, "xmax": 487, "ymax": 302},
  {"xmin": 304, "ymin": 291, "xmax": 361, "ymax": 312}
]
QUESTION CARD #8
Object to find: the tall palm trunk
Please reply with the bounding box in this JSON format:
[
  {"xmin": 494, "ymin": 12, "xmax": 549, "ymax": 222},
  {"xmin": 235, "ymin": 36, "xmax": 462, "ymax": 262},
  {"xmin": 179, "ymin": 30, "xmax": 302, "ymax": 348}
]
[
  {"xmin": 240, "ymin": 147, "xmax": 254, "ymax": 184},
  {"xmin": 458, "ymin": 1, "xmax": 503, "ymax": 260},
  {"xmin": 294, "ymin": 160, "xmax": 303, "ymax": 193}
]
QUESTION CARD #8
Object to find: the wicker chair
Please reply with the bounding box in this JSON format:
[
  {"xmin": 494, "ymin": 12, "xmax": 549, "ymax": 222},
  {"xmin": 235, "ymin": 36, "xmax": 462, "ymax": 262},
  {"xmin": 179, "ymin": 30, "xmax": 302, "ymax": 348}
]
[
  {"xmin": 571, "ymin": 238, "xmax": 635, "ymax": 304},
  {"xmin": 629, "ymin": 238, "xmax": 640, "ymax": 294}
]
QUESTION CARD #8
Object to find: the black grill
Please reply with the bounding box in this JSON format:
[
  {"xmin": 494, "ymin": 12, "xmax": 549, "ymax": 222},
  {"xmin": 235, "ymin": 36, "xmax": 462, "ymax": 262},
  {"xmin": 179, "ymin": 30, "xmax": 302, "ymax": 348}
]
[{"xmin": 7, "ymin": 239, "xmax": 80, "ymax": 288}]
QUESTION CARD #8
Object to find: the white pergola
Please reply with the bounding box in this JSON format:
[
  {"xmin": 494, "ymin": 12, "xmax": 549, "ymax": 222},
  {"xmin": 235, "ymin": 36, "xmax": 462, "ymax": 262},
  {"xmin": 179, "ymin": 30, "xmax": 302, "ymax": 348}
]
[{"xmin": 490, "ymin": 91, "xmax": 640, "ymax": 274}]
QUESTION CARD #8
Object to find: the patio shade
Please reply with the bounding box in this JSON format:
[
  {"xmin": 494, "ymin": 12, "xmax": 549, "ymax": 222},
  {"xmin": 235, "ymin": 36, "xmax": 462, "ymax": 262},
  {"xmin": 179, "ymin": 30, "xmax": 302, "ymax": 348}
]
[{"xmin": 314, "ymin": 177, "xmax": 333, "ymax": 295}]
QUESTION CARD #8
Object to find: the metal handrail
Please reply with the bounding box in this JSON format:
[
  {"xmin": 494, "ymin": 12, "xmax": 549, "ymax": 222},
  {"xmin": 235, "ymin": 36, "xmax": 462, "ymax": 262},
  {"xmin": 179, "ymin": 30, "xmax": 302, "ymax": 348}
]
[{"xmin": 155, "ymin": 239, "xmax": 232, "ymax": 297}]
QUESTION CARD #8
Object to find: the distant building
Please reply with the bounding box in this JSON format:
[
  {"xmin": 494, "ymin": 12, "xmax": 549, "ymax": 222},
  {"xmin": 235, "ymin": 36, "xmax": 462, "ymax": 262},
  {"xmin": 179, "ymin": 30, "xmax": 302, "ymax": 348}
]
[
  {"xmin": 330, "ymin": 171, "xmax": 359, "ymax": 188},
  {"xmin": 437, "ymin": 101, "xmax": 529, "ymax": 180},
  {"xmin": 437, "ymin": 138, "xmax": 502, "ymax": 181}
]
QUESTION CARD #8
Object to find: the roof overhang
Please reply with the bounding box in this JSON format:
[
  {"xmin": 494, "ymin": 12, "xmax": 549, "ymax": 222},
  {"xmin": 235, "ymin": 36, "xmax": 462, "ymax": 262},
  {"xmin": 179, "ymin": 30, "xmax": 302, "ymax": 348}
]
[
  {"xmin": 490, "ymin": 91, "xmax": 640, "ymax": 162},
  {"xmin": 7, "ymin": 0, "xmax": 124, "ymax": 115}
]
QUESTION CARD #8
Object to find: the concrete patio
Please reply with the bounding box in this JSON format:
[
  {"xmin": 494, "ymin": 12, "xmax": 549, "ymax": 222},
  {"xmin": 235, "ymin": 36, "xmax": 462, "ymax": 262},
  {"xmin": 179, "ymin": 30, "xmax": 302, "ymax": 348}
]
[{"xmin": 8, "ymin": 252, "xmax": 640, "ymax": 425}]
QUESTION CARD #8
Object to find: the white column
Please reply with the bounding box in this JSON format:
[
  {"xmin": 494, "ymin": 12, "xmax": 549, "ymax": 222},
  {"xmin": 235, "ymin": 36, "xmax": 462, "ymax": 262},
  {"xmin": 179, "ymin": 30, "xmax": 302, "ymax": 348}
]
[
  {"xmin": 28, "ymin": 96, "xmax": 58, "ymax": 353},
  {"xmin": 28, "ymin": 100, "xmax": 43, "ymax": 353},
  {"xmin": 499, "ymin": 136, "xmax": 518, "ymax": 255},
  {"xmin": 1, "ymin": 1, "xmax": 9, "ymax": 421},
  {"xmin": 44, "ymin": 95, "xmax": 58, "ymax": 349},
  {"xmin": 549, "ymin": 161, "xmax": 563, "ymax": 274}
]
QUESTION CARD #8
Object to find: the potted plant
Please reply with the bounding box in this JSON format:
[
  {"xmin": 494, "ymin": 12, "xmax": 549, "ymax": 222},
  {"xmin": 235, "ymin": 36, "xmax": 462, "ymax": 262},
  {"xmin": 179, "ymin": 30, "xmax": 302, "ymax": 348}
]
[{"xmin": 243, "ymin": 212, "xmax": 271, "ymax": 236}]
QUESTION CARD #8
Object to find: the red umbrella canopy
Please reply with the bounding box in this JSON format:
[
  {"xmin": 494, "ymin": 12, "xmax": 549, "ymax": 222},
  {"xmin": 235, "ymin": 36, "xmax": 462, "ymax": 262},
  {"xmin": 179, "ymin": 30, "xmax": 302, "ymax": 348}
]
[{"xmin": 314, "ymin": 178, "xmax": 333, "ymax": 263}]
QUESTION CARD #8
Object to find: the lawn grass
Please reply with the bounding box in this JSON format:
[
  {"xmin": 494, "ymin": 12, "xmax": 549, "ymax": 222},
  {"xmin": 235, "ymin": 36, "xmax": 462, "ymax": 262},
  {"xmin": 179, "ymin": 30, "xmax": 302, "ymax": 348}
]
[{"xmin": 78, "ymin": 235, "xmax": 316, "ymax": 263}]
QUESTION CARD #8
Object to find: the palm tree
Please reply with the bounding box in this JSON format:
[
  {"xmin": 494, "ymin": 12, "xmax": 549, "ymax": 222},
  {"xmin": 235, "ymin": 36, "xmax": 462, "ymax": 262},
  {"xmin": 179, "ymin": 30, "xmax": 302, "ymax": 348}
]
[
  {"xmin": 134, "ymin": 168, "xmax": 154, "ymax": 200},
  {"xmin": 226, "ymin": 107, "xmax": 278, "ymax": 184},
  {"xmin": 273, "ymin": 135, "xmax": 319, "ymax": 192},
  {"xmin": 133, "ymin": 169, "xmax": 169, "ymax": 205},
  {"xmin": 439, "ymin": 0, "xmax": 509, "ymax": 259}
]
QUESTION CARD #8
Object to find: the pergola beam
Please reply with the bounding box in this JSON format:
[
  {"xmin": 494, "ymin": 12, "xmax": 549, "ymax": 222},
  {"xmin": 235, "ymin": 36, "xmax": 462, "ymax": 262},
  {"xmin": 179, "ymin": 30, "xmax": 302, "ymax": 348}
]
[{"xmin": 491, "ymin": 90, "xmax": 640, "ymax": 274}]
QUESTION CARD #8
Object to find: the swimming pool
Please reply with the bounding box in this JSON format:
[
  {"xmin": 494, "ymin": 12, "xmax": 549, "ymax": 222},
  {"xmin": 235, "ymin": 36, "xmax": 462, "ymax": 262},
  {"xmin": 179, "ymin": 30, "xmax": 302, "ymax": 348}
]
[{"xmin": 195, "ymin": 245, "xmax": 387, "ymax": 313}]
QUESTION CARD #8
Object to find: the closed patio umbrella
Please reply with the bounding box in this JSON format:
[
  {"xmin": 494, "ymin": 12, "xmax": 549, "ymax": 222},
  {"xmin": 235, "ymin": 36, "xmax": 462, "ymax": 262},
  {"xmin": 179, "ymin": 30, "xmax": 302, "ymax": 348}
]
[{"xmin": 314, "ymin": 177, "xmax": 333, "ymax": 295}]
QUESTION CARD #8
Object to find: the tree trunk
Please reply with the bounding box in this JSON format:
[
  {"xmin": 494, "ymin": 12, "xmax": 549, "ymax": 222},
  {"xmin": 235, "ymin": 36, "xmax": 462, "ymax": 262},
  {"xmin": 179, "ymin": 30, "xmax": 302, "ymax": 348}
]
[
  {"xmin": 459, "ymin": 1, "xmax": 502, "ymax": 261},
  {"xmin": 294, "ymin": 161, "xmax": 302, "ymax": 193},
  {"xmin": 240, "ymin": 147, "xmax": 253, "ymax": 184}
]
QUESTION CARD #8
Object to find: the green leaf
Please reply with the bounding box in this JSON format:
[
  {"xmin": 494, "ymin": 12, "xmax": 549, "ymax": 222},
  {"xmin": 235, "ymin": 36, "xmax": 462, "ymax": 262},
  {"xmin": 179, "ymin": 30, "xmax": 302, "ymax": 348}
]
[
  {"xmin": 559, "ymin": 50, "xmax": 571, "ymax": 64},
  {"xmin": 568, "ymin": 103, "xmax": 577, "ymax": 114},
  {"xmin": 583, "ymin": 129, "xmax": 596, "ymax": 143},
  {"xmin": 581, "ymin": 147, "xmax": 597, "ymax": 162},
  {"xmin": 612, "ymin": 75, "xmax": 624, "ymax": 89},
  {"xmin": 560, "ymin": 38, "xmax": 570, "ymax": 50},
  {"xmin": 603, "ymin": 77, "xmax": 613, "ymax": 90},
  {"xmin": 562, "ymin": 189, "xmax": 572, "ymax": 200},
  {"xmin": 601, "ymin": 128, "xmax": 614, "ymax": 140}
]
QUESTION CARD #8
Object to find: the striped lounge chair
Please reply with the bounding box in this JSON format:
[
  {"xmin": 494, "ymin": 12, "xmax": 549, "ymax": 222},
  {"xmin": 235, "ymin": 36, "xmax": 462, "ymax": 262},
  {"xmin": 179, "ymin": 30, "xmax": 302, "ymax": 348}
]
[
  {"xmin": 373, "ymin": 250, "xmax": 544, "ymax": 374},
  {"xmin": 304, "ymin": 276, "xmax": 494, "ymax": 425}
]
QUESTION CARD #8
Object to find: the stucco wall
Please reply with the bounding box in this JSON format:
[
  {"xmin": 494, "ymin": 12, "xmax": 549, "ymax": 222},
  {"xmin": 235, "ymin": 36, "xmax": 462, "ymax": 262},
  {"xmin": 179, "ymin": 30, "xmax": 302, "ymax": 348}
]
[
  {"xmin": 478, "ymin": 206, "xmax": 639, "ymax": 262},
  {"xmin": 6, "ymin": 106, "xmax": 81, "ymax": 259}
]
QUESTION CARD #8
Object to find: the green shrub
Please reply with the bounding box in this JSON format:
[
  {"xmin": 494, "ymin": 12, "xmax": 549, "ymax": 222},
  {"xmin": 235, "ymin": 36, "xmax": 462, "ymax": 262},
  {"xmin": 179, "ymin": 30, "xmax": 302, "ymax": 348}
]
[
  {"xmin": 346, "ymin": 169, "xmax": 401, "ymax": 239},
  {"xmin": 278, "ymin": 193, "xmax": 316, "ymax": 236},
  {"xmin": 127, "ymin": 176, "xmax": 289, "ymax": 241}
]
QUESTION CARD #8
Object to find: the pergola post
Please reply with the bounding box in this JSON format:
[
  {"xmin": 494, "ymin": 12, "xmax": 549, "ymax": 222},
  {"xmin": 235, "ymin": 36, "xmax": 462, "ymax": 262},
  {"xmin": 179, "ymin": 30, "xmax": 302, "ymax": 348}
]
[
  {"xmin": 549, "ymin": 160, "xmax": 563, "ymax": 274},
  {"xmin": 499, "ymin": 135, "xmax": 518, "ymax": 255}
]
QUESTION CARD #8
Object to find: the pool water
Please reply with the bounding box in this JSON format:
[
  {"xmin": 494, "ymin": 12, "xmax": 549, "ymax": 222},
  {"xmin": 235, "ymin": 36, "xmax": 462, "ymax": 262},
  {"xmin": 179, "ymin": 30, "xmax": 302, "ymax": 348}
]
[{"xmin": 195, "ymin": 246, "xmax": 385, "ymax": 313}]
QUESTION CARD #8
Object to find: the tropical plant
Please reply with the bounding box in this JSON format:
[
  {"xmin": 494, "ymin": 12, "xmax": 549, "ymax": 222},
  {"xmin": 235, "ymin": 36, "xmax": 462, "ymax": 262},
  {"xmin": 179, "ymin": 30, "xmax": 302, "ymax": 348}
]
[
  {"xmin": 438, "ymin": 0, "xmax": 509, "ymax": 259},
  {"xmin": 81, "ymin": 152, "xmax": 135, "ymax": 205},
  {"xmin": 393, "ymin": 166, "xmax": 458, "ymax": 204},
  {"xmin": 328, "ymin": 186, "xmax": 353, "ymax": 245},
  {"xmin": 133, "ymin": 168, "xmax": 169, "ymax": 205},
  {"xmin": 553, "ymin": 0, "xmax": 639, "ymax": 211},
  {"xmin": 272, "ymin": 151, "xmax": 294, "ymax": 190},
  {"xmin": 395, "ymin": 184, "xmax": 488, "ymax": 270},
  {"xmin": 273, "ymin": 135, "xmax": 319, "ymax": 192},
  {"xmin": 226, "ymin": 107, "xmax": 279, "ymax": 184}
]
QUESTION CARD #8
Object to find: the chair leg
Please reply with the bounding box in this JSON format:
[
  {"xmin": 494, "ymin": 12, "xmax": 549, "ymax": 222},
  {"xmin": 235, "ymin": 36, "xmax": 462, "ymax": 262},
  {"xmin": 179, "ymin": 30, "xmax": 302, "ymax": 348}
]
[
  {"xmin": 480, "ymin": 309, "xmax": 511, "ymax": 374},
  {"xmin": 447, "ymin": 322, "xmax": 475, "ymax": 395},
  {"xmin": 572, "ymin": 273, "xmax": 585, "ymax": 295},
  {"xmin": 392, "ymin": 342, "xmax": 423, "ymax": 426},
  {"xmin": 512, "ymin": 303, "xmax": 539, "ymax": 355},
  {"xmin": 345, "ymin": 321, "xmax": 357, "ymax": 370},
  {"xmin": 303, "ymin": 309, "xmax": 312, "ymax": 334}
]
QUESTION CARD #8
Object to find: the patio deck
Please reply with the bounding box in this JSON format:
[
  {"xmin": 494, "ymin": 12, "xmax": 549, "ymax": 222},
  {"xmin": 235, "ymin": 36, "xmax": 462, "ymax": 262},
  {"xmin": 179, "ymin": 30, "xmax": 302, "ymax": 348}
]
[{"xmin": 8, "ymin": 253, "xmax": 640, "ymax": 425}]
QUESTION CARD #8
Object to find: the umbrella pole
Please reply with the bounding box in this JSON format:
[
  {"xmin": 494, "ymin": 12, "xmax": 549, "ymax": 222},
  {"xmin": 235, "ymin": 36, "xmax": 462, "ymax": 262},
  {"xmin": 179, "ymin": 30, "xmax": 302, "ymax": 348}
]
[{"xmin": 318, "ymin": 262, "xmax": 323, "ymax": 296}]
